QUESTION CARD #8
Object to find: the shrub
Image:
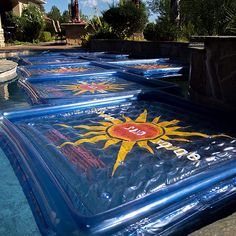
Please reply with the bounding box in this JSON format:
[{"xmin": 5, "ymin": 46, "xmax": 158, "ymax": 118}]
[
  {"xmin": 40, "ymin": 31, "xmax": 52, "ymax": 42},
  {"xmin": 224, "ymin": 6, "xmax": 236, "ymax": 35},
  {"xmin": 144, "ymin": 18, "xmax": 179, "ymax": 41},
  {"xmin": 19, "ymin": 4, "xmax": 45, "ymax": 42},
  {"xmin": 103, "ymin": 1, "xmax": 148, "ymax": 39},
  {"xmin": 44, "ymin": 20, "xmax": 56, "ymax": 37},
  {"xmin": 81, "ymin": 30, "xmax": 119, "ymax": 49},
  {"xmin": 82, "ymin": 16, "xmax": 119, "ymax": 49},
  {"xmin": 143, "ymin": 23, "xmax": 158, "ymax": 40},
  {"xmin": 93, "ymin": 30, "xmax": 120, "ymax": 40}
]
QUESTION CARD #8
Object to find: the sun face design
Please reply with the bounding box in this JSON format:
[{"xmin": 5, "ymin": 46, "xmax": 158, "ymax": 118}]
[
  {"xmin": 60, "ymin": 82, "xmax": 126, "ymax": 96},
  {"xmin": 57, "ymin": 110, "xmax": 229, "ymax": 176}
]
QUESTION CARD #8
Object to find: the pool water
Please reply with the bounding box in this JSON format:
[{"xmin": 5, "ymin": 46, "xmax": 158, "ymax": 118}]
[
  {"xmin": 0, "ymin": 76, "xmax": 30, "ymax": 111},
  {"xmin": 0, "ymin": 145, "xmax": 40, "ymax": 235},
  {"xmin": 161, "ymin": 76, "xmax": 189, "ymax": 98},
  {"xmin": 0, "ymin": 75, "xmax": 40, "ymax": 235}
]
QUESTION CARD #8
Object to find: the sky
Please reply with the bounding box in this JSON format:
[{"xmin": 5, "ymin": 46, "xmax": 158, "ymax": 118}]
[{"xmin": 44, "ymin": 0, "xmax": 156, "ymax": 22}]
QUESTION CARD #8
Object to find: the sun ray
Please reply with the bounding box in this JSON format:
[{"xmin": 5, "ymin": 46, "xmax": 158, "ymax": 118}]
[
  {"xmin": 80, "ymin": 131, "xmax": 106, "ymax": 137},
  {"xmin": 103, "ymin": 139, "xmax": 121, "ymax": 149},
  {"xmin": 135, "ymin": 109, "xmax": 147, "ymax": 123},
  {"xmin": 90, "ymin": 121, "xmax": 113, "ymax": 127},
  {"xmin": 158, "ymin": 119, "xmax": 180, "ymax": 127},
  {"xmin": 58, "ymin": 135, "xmax": 108, "ymax": 148},
  {"xmin": 74, "ymin": 90, "xmax": 86, "ymax": 96},
  {"xmin": 137, "ymin": 141, "xmax": 154, "ymax": 154},
  {"xmin": 98, "ymin": 112, "xmax": 123, "ymax": 125},
  {"xmin": 210, "ymin": 134, "xmax": 232, "ymax": 139},
  {"xmin": 60, "ymin": 82, "xmax": 126, "ymax": 96},
  {"xmin": 166, "ymin": 126, "xmax": 182, "ymax": 131},
  {"xmin": 72, "ymin": 125, "xmax": 106, "ymax": 131},
  {"xmin": 168, "ymin": 131, "xmax": 210, "ymax": 138},
  {"xmin": 122, "ymin": 114, "xmax": 134, "ymax": 122},
  {"xmin": 112, "ymin": 141, "xmax": 136, "ymax": 176},
  {"xmin": 56, "ymin": 124, "xmax": 72, "ymax": 128},
  {"xmin": 112, "ymin": 87, "xmax": 125, "ymax": 90},
  {"xmin": 152, "ymin": 116, "xmax": 161, "ymax": 124},
  {"xmin": 160, "ymin": 136, "xmax": 191, "ymax": 142}
]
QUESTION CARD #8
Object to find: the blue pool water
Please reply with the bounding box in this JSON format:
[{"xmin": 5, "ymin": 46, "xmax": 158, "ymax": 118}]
[
  {"xmin": 0, "ymin": 77, "xmax": 30, "ymax": 111},
  {"xmin": 0, "ymin": 77, "xmax": 39, "ymax": 235},
  {"xmin": 0, "ymin": 148, "xmax": 40, "ymax": 236}
]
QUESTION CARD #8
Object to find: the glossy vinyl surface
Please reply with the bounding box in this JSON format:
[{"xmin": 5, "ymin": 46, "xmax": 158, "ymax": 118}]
[
  {"xmin": 108, "ymin": 59, "xmax": 185, "ymax": 76},
  {"xmin": 21, "ymin": 56, "xmax": 87, "ymax": 65},
  {"xmin": 1, "ymin": 94, "xmax": 236, "ymax": 235},
  {"xmin": 18, "ymin": 71, "xmax": 179, "ymax": 105},
  {"xmin": 18, "ymin": 62, "xmax": 112, "ymax": 78}
]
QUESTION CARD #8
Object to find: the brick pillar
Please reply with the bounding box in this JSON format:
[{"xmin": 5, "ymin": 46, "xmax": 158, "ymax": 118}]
[{"xmin": 0, "ymin": 14, "xmax": 5, "ymax": 47}]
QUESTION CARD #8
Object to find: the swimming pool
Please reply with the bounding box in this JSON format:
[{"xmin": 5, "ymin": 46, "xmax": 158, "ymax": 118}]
[{"xmin": 1, "ymin": 51, "xmax": 236, "ymax": 235}]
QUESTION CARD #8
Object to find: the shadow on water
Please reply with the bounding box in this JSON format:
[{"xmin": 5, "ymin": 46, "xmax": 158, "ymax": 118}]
[
  {"xmin": 160, "ymin": 75, "xmax": 189, "ymax": 98},
  {"xmin": 0, "ymin": 76, "xmax": 30, "ymax": 111}
]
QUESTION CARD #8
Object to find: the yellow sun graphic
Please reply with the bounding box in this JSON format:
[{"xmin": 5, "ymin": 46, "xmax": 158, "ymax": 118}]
[
  {"xmin": 60, "ymin": 81, "xmax": 126, "ymax": 96},
  {"xmin": 57, "ymin": 110, "xmax": 229, "ymax": 176}
]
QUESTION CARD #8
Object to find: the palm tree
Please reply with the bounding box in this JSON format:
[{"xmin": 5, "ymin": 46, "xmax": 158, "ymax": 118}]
[
  {"xmin": 170, "ymin": 0, "xmax": 180, "ymax": 24},
  {"xmin": 225, "ymin": 6, "xmax": 236, "ymax": 34}
]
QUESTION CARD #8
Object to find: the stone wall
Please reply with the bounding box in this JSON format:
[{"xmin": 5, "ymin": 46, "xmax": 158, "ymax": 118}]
[
  {"xmin": 90, "ymin": 39, "xmax": 190, "ymax": 61},
  {"xmin": 90, "ymin": 38, "xmax": 236, "ymax": 111},
  {"xmin": 0, "ymin": 29, "xmax": 5, "ymax": 47},
  {"xmin": 62, "ymin": 23, "xmax": 87, "ymax": 45},
  {"xmin": 189, "ymin": 36, "xmax": 236, "ymax": 111}
]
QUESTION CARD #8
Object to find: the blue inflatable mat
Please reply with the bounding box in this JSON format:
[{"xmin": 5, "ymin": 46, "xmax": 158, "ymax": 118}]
[
  {"xmin": 18, "ymin": 71, "xmax": 179, "ymax": 105},
  {"xmin": 108, "ymin": 58, "xmax": 185, "ymax": 76},
  {"xmin": 94, "ymin": 52, "xmax": 129, "ymax": 59},
  {"xmin": 20, "ymin": 56, "xmax": 87, "ymax": 65},
  {"xmin": 82, "ymin": 53, "xmax": 129, "ymax": 61},
  {"xmin": 20, "ymin": 52, "xmax": 64, "ymax": 58},
  {"xmin": 1, "ymin": 92, "xmax": 235, "ymax": 235},
  {"xmin": 18, "ymin": 62, "xmax": 114, "ymax": 78},
  {"xmin": 61, "ymin": 51, "xmax": 109, "ymax": 57}
]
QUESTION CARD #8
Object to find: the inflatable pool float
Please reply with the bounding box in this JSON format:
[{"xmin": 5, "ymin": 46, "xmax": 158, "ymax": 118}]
[
  {"xmin": 20, "ymin": 56, "xmax": 88, "ymax": 65},
  {"xmin": 18, "ymin": 71, "xmax": 179, "ymax": 105},
  {"xmin": 1, "ymin": 91, "xmax": 235, "ymax": 235},
  {"xmin": 17, "ymin": 62, "xmax": 115, "ymax": 78},
  {"xmin": 107, "ymin": 59, "xmax": 185, "ymax": 77}
]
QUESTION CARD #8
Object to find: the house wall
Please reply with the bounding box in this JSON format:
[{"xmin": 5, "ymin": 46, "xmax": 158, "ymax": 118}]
[
  {"xmin": 0, "ymin": 14, "xmax": 5, "ymax": 47},
  {"xmin": 189, "ymin": 36, "xmax": 236, "ymax": 111},
  {"xmin": 12, "ymin": 1, "xmax": 26, "ymax": 16},
  {"xmin": 12, "ymin": 0, "xmax": 42, "ymax": 16},
  {"xmin": 0, "ymin": 0, "xmax": 45, "ymax": 46}
]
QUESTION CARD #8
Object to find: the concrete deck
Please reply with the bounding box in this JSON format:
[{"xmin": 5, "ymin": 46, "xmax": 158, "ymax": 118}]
[{"xmin": 0, "ymin": 59, "xmax": 18, "ymax": 82}]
